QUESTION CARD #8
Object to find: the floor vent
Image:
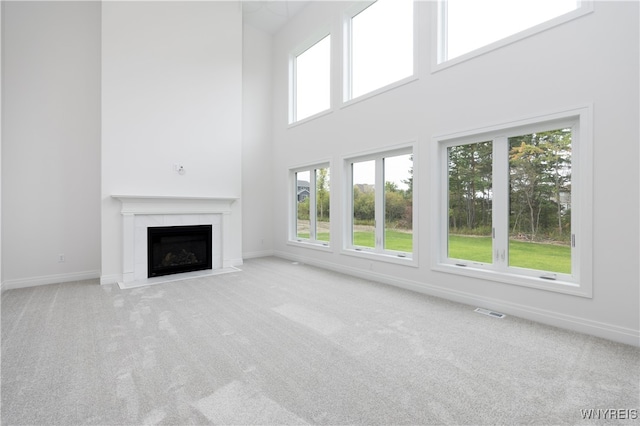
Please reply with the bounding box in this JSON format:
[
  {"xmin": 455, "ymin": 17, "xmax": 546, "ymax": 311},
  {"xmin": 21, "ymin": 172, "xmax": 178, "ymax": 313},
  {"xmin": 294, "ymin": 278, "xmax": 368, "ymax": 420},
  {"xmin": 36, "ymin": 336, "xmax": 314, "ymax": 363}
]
[{"xmin": 474, "ymin": 307, "xmax": 506, "ymax": 319}]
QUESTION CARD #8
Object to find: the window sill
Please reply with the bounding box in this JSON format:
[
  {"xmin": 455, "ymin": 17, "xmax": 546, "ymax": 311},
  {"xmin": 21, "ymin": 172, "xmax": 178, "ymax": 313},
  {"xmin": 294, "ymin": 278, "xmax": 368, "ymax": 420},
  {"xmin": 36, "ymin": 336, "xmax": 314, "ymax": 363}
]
[
  {"xmin": 287, "ymin": 239, "xmax": 332, "ymax": 252},
  {"xmin": 341, "ymin": 75, "xmax": 418, "ymax": 110},
  {"xmin": 288, "ymin": 108, "xmax": 333, "ymax": 129},
  {"xmin": 341, "ymin": 248, "xmax": 418, "ymax": 268},
  {"xmin": 431, "ymin": 262, "xmax": 591, "ymax": 298}
]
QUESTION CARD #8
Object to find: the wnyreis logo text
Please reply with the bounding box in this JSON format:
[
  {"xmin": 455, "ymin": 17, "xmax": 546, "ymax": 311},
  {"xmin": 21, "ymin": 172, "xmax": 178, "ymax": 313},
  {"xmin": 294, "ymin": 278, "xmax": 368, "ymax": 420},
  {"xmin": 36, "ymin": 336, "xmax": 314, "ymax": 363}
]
[{"xmin": 581, "ymin": 409, "xmax": 638, "ymax": 420}]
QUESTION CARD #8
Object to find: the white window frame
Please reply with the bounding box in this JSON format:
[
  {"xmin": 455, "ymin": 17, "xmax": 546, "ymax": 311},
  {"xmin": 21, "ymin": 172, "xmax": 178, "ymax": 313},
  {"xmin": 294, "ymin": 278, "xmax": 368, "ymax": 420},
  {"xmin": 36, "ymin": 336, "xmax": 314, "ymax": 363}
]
[
  {"xmin": 289, "ymin": 162, "xmax": 332, "ymax": 250},
  {"xmin": 342, "ymin": 0, "xmax": 417, "ymax": 105},
  {"xmin": 343, "ymin": 145, "xmax": 417, "ymax": 266},
  {"xmin": 431, "ymin": 106, "xmax": 593, "ymax": 297},
  {"xmin": 432, "ymin": 0, "xmax": 594, "ymax": 71},
  {"xmin": 289, "ymin": 31, "xmax": 332, "ymax": 125}
]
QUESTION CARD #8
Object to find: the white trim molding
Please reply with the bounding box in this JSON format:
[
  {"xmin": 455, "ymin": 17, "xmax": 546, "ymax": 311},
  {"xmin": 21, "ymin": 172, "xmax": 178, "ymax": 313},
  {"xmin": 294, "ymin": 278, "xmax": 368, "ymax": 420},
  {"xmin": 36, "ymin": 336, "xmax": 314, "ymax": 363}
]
[
  {"xmin": 111, "ymin": 195, "xmax": 238, "ymax": 215},
  {"xmin": 242, "ymin": 250, "xmax": 275, "ymax": 260},
  {"xmin": 2, "ymin": 270, "xmax": 101, "ymax": 291}
]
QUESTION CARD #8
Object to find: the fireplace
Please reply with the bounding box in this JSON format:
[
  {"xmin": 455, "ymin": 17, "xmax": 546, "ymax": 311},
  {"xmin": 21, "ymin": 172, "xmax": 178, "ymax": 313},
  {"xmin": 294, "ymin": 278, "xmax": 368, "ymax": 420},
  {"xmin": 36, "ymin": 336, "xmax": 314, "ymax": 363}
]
[
  {"xmin": 111, "ymin": 195, "xmax": 239, "ymax": 287},
  {"xmin": 147, "ymin": 225, "xmax": 212, "ymax": 278}
]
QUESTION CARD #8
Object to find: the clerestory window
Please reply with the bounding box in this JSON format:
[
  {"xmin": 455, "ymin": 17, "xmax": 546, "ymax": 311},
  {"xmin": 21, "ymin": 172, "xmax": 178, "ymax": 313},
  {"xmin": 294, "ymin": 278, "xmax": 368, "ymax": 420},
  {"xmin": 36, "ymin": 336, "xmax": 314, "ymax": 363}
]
[
  {"xmin": 291, "ymin": 34, "xmax": 331, "ymax": 123},
  {"xmin": 344, "ymin": 0, "xmax": 414, "ymax": 101},
  {"xmin": 437, "ymin": 0, "xmax": 591, "ymax": 65}
]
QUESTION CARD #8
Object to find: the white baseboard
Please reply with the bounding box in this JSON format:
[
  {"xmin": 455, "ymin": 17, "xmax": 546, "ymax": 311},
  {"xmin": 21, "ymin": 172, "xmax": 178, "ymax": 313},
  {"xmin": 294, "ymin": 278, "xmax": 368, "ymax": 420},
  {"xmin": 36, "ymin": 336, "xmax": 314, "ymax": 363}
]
[
  {"xmin": 243, "ymin": 249, "xmax": 275, "ymax": 260},
  {"xmin": 224, "ymin": 258, "xmax": 244, "ymax": 268},
  {"xmin": 2, "ymin": 270, "xmax": 101, "ymax": 291},
  {"xmin": 273, "ymin": 251, "xmax": 640, "ymax": 347},
  {"xmin": 100, "ymin": 274, "xmax": 122, "ymax": 286}
]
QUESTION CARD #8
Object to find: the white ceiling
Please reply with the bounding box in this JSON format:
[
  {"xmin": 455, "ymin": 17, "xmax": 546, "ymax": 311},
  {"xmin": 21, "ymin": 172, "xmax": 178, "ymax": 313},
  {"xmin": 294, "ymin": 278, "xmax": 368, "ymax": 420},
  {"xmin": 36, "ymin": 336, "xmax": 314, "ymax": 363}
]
[{"xmin": 242, "ymin": 1, "xmax": 310, "ymax": 34}]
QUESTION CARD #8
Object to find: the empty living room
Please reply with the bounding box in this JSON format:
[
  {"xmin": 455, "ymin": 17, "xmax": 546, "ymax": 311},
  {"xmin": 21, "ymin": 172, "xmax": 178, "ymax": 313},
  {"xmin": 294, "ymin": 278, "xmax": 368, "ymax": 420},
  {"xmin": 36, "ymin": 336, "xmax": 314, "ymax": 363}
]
[{"xmin": 1, "ymin": 0, "xmax": 639, "ymax": 424}]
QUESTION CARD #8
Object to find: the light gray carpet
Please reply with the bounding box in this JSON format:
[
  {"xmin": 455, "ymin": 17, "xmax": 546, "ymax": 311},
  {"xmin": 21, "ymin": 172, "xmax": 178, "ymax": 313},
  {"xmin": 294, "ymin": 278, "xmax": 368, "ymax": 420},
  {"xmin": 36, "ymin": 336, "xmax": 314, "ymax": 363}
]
[{"xmin": 2, "ymin": 256, "xmax": 639, "ymax": 425}]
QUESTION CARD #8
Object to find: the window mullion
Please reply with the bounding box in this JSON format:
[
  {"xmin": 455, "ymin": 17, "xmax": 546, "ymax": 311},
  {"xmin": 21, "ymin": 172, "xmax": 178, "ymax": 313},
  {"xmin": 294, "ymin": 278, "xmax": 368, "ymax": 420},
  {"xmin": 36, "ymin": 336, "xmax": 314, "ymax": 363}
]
[
  {"xmin": 438, "ymin": 0, "xmax": 448, "ymax": 63},
  {"xmin": 290, "ymin": 57, "xmax": 297, "ymax": 123},
  {"xmin": 292, "ymin": 172, "xmax": 299, "ymax": 239},
  {"xmin": 493, "ymin": 137, "xmax": 509, "ymax": 270},
  {"xmin": 309, "ymin": 170, "xmax": 317, "ymax": 241},
  {"xmin": 441, "ymin": 144, "xmax": 451, "ymax": 263},
  {"xmin": 343, "ymin": 16, "xmax": 353, "ymax": 102},
  {"xmin": 375, "ymin": 158, "xmax": 385, "ymax": 252},
  {"xmin": 569, "ymin": 122, "xmax": 579, "ymax": 278}
]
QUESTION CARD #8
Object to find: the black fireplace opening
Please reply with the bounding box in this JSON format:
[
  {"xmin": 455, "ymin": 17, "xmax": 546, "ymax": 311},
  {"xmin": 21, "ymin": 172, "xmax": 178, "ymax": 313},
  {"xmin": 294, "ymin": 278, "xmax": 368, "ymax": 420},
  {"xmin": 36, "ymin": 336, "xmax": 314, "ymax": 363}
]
[{"xmin": 148, "ymin": 225, "xmax": 212, "ymax": 278}]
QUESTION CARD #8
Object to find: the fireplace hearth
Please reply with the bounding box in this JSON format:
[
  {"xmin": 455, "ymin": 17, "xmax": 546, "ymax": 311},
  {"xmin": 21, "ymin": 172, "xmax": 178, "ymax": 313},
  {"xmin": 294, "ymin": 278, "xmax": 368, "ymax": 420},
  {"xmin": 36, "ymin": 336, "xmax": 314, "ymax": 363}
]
[{"xmin": 147, "ymin": 225, "xmax": 212, "ymax": 278}]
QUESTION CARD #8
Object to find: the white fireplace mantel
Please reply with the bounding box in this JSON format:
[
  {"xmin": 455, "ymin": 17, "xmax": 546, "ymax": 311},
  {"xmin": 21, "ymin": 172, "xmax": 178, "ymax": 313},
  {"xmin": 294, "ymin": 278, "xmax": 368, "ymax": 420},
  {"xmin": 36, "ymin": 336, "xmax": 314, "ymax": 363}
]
[
  {"xmin": 112, "ymin": 195, "xmax": 239, "ymax": 287},
  {"xmin": 112, "ymin": 195, "xmax": 238, "ymax": 215}
]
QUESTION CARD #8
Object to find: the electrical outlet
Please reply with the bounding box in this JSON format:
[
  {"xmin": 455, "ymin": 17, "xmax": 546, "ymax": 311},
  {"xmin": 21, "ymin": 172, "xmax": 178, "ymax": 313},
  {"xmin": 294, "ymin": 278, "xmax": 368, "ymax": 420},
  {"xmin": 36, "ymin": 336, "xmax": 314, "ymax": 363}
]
[{"xmin": 58, "ymin": 254, "xmax": 65, "ymax": 263}]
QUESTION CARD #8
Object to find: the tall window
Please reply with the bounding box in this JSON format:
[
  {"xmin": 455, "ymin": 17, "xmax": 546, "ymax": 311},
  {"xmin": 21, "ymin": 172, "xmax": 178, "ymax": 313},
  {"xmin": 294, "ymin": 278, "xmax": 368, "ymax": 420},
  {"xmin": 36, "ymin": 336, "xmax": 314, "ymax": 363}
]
[
  {"xmin": 345, "ymin": 0, "xmax": 413, "ymax": 100},
  {"xmin": 348, "ymin": 149, "xmax": 413, "ymax": 259},
  {"xmin": 435, "ymin": 108, "xmax": 592, "ymax": 296},
  {"xmin": 438, "ymin": 0, "xmax": 586, "ymax": 63},
  {"xmin": 292, "ymin": 34, "xmax": 331, "ymax": 123},
  {"xmin": 292, "ymin": 165, "xmax": 330, "ymax": 245}
]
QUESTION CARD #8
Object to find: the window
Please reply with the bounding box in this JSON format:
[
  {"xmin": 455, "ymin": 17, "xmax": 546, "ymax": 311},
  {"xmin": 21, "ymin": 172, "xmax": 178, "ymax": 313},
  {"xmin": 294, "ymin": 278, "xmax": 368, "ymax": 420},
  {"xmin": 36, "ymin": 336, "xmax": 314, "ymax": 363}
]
[
  {"xmin": 347, "ymin": 148, "xmax": 414, "ymax": 260},
  {"xmin": 437, "ymin": 0, "xmax": 590, "ymax": 64},
  {"xmin": 447, "ymin": 141, "xmax": 494, "ymax": 264},
  {"xmin": 434, "ymin": 107, "xmax": 592, "ymax": 297},
  {"xmin": 345, "ymin": 0, "xmax": 414, "ymax": 101},
  {"xmin": 292, "ymin": 165, "xmax": 330, "ymax": 246},
  {"xmin": 291, "ymin": 34, "xmax": 331, "ymax": 123}
]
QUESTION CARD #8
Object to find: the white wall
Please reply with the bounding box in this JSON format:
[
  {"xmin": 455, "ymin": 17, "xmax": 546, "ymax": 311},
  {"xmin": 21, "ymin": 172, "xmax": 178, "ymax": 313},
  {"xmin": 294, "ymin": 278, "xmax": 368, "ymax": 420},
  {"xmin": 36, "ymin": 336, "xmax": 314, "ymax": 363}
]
[
  {"xmin": 270, "ymin": 1, "xmax": 639, "ymax": 345},
  {"xmin": 1, "ymin": 1, "xmax": 3, "ymax": 288},
  {"xmin": 101, "ymin": 1, "xmax": 243, "ymax": 283},
  {"xmin": 1, "ymin": 2, "xmax": 101, "ymax": 289},
  {"xmin": 242, "ymin": 24, "xmax": 274, "ymax": 259}
]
